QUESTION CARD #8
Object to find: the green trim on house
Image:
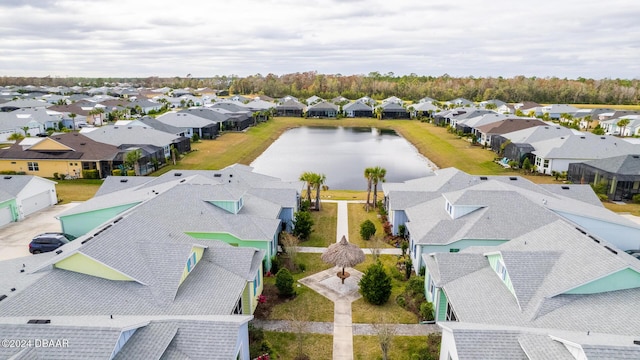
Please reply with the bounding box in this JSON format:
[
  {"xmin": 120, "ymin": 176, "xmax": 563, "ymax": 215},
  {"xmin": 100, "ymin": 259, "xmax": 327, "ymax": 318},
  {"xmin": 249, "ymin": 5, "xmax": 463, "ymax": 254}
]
[
  {"xmin": 184, "ymin": 231, "xmax": 273, "ymax": 270},
  {"xmin": 437, "ymin": 290, "xmax": 448, "ymax": 321},
  {"xmin": 59, "ymin": 202, "xmax": 140, "ymax": 238},
  {"xmin": 486, "ymin": 253, "xmax": 515, "ymax": 296},
  {"xmin": 55, "ymin": 253, "xmax": 135, "ymax": 281},
  {"xmin": 564, "ymin": 267, "xmax": 640, "ymax": 295},
  {"xmin": 0, "ymin": 199, "xmax": 19, "ymax": 223}
]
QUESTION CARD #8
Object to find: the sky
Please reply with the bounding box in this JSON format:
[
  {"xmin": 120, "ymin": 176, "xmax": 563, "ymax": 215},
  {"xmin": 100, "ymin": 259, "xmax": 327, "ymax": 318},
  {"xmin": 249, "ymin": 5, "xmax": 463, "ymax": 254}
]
[{"xmin": 2, "ymin": 0, "xmax": 639, "ymax": 79}]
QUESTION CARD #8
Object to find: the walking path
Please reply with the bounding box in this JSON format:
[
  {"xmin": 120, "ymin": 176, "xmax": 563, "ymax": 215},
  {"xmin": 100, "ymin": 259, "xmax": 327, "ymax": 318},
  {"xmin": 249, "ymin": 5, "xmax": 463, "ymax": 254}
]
[{"xmin": 292, "ymin": 200, "xmax": 433, "ymax": 359}]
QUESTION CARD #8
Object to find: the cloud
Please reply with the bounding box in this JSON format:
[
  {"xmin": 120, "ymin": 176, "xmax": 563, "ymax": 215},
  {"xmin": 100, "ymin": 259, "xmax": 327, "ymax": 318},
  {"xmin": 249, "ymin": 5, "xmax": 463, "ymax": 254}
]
[{"xmin": 0, "ymin": 0, "xmax": 638, "ymax": 78}]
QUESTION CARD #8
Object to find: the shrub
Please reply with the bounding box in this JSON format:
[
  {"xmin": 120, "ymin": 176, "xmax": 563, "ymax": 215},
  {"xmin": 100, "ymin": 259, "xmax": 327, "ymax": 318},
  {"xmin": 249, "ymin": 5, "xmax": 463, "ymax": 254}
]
[
  {"xmin": 633, "ymin": 194, "xmax": 640, "ymax": 204},
  {"xmin": 360, "ymin": 219, "xmax": 376, "ymax": 240},
  {"xmin": 297, "ymin": 262, "xmax": 306, "ymax": 272},
  {"xmin": 359, "ymin": 261, "xmax": 392, "ymax": 305},
  {"xmin": 275, "ymin": 268, "xmax": 295, "ymax": 297},
  {"xmin": 420, "ymin": 302, "xmax": 435, "ymax": 321},
  {"xmin": 396, "ymin": 295, "xmax": 406, "ymax": 308},
  {"xmin": 398, "ymin": 224, "xmax": 406, "ymax": 238},
  {"xmin": 192, "ymin": 132, "xmax": 200, "ymax": 142},
  {"xmin": 126, "ymin": 170, "xmax": 136, "ymax": 176},
  {"xmin": 292, "ymin": 210, "xmax": 314, "ymax": 241},
  {"xmin": 419, "ymin": 266, "xmax": 426, "ymax": 277},
  {"xmin": 406, "ymin": 276, "xmax": 425, "ymax": 299},
  {"xmin": 383, "ymin": 221, "xmax": 392, "ymax": 236},
  {"xmin": 299, "ymin": 199, "xmax": 311, "ymax": 212},
  {"xmin": 111, "ymin": 169, "xmax": 122, "ymax": 176},
  {"xmin": 53, "ymin": 172, "xmax": 59, "ymax": 180},
  {"xmin": 82, "ymin": 169, "xmax": 99, "ymax": 179},
  {"xmin": 270, "ymin": 255, "xmax": 281, "ymax": 275}
]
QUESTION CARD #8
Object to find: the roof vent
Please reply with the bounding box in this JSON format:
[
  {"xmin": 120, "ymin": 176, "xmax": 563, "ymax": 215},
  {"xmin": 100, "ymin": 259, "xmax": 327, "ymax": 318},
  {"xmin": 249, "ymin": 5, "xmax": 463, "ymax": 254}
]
[
  {"xmin": 509, "ymin": 177, "xmax": 517, "ymax": 181},
  {"xmin": 0, "ymin": 295, "xmax": 6, "ymax": 302},
  {"xmin": 479, "ymin": 176, "xmax": 488, "ymax": 180},
  {"xmin": 3, "ymin": 176, "xmax": 12, "ymax": 180},
  {"xmin": 27, "ymin": 319, "xmax": 51, "ymax": 324},
  {"xmin": 580, "ymin": 136, "xmax": 585, "ymax": 139},
  {"xmin": 633, "ymin": 155, "xmax": 640, "ymax": 159},
  {"xmin": 120, "ymin": 179, "xmax": 128, "ymax": 183},
  {"xmin": 229, "ymin": 174, "xmax": 233, "ymax": 178},
  {"xmin": 576, "ymin": 227, "xmax": 587, "ymax": 235},
  {"xmin": 81, "ymin": 236, "xmax": 93, "ymax": 245},
  {"xmin": 561, "ymin": 186, "xmax": 570, "ymax": 190},
  {"xmin": 55, "ymin": 250, "xmax": 63, "ymax": 255},
  {"xmin": 214, "ymin": 173, "xmax": 222, "ymax": 177},
  {"xmin": 174, "ymin": 172, "xmax": 182, "ymax": 176},
  {"xmin": 588, "ymin": 235, "xmax": 600, "ymax": 243},
  {"xmin": 80, "ymin": 142, "xmax": 86, "ymax": 145},
  {"xmin": 113, "ymin": 217, "xmax": 123, "ymax": 224},
  {"xmin": 180, "ymin": 179, "xmax": 186, "ymax": 183},
  {"xmin": 601, "ymin": 137, "xmax": 606, "ymax": 139},
  {"xmin": 634, "ymin": 340, "xmax": 640, "ymax": 346},
  {"xmin": 604, "ymin": 246, "xmax": 618, "ymax": 255}
]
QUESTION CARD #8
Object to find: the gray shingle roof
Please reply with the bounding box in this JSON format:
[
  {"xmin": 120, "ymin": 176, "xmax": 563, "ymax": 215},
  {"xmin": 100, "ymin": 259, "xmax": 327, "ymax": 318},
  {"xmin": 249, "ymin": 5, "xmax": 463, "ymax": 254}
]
[
  {"xmin": 531, "ymin": 133, "xmax": 639, "ymax": 159},
  {"xmin": 579, "ymin": 154, "xmax": 640, "ymax": 175},
  {"xmin": 82, "ymin": 125, "xmax": 182, "ymax": 148}
]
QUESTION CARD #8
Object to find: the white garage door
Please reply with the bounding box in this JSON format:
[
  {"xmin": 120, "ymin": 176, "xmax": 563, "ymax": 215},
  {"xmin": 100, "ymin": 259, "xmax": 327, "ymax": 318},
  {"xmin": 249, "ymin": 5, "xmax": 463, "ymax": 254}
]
[
  {"xmin": 0, "ymin": 206, "xmax": 13, "ymax": 227},
  {"xmin": 22, "ymin": 191, "xmax": 52, "ymax": 216}
]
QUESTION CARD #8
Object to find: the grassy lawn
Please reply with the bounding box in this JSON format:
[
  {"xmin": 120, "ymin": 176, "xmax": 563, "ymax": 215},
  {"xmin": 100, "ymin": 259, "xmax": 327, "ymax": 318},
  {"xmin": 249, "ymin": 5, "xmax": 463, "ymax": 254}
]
[
  {"xmin": 352, "ymin": 255, "xmax": 418, "ymax": 324},
  {"xmin": 347, "ymin": 203, "xmax": 392, "ymax": 249},
  {"xmin": 353, "ymin": 335, "xmax": 436, "ymax": 360},
  {"xmin": 54, "ymin": 179, "xmax": 103, "ymax": 203},
  {"xmin": 264, "ymin": 332, "xmax": 333, "ymax": 360},
  {"xmin": 603, "ymin": 202, "xmax": 640, "ymax": 217},
  {"xmin": 572, "ymin": 104, "xmax": 640, "ymax": 111},
  {"xmin": 321, "ymin": 189, "xmax": 367, "ymax": 200},
  {"xmin": 305, "ymin": 203, "xmax": 337, "ymax": 247}
]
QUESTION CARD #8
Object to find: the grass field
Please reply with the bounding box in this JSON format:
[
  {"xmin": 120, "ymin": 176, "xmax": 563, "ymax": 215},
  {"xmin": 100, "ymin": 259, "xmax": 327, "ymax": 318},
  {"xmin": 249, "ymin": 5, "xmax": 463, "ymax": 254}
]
[
  {"xmin": 571, "ymin": 104, "xmax": 640, "ymax": 111},
  {"xmin": 347, "ymin": 203, "xmax": 392, "ymax": 249},
  {"xmin": 305, "ymin": 203, "xmax": 337, "ymax": 247},
  {"xmin": 264, "ymin": 332, "xmax": 333, "ymax": 359}
]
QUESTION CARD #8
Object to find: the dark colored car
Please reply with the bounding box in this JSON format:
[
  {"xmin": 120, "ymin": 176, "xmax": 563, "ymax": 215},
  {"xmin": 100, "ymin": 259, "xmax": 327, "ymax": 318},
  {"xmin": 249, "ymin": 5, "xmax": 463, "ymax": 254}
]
[{"xmin": 29, "ymin": 233, "xmax": 74, "ymax": 254}]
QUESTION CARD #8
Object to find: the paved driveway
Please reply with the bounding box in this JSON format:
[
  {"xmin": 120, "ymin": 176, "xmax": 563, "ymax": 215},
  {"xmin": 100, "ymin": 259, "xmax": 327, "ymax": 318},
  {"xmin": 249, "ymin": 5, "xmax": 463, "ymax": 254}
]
[{"xmin": 0, "ymin": 202, "xmax": 80, "ymax": 261}]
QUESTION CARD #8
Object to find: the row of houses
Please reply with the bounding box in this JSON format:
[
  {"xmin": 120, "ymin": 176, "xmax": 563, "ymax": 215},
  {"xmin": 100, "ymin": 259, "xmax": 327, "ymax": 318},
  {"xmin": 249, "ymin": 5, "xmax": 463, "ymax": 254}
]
[
  {"xmin": 0, "ymin": 165, "xmax": 303, "ymax": 359},
  {"xmin": 381, "ymin": 169, "xmax": 640, "ymax": 358}
]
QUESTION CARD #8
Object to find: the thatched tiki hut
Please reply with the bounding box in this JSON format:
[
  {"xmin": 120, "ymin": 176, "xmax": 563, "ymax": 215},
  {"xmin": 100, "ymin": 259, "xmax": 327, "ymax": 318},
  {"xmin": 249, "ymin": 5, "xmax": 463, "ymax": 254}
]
[{"xmin": 321, "ymin": 236, "xmax": 365, "ymax": 284}]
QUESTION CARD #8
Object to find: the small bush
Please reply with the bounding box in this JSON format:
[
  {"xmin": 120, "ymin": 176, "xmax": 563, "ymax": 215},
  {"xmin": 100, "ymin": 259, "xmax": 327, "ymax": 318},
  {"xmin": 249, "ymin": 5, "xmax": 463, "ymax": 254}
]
[
  {"xmin": 111, "ymin": 169, "xmax": 122, "ymax": 176},
  {"xmin": 53, "ymin": 172, "xmax": 59, "ymax": 180},
  {"xmin": 126, "ymin": 170, "xmax": 136, "ymax": 176},
  {"xmin": 275, "ymin": 268, "xmax": 295, "ymax": 297},
  {"xmin": 396, "ymin": 295, "xmax": 406, "ymax": 308},
  {"xmin": 383, "ymin": 221, "xmax": 392, "ymax": 236},
  {"xmin": 633, "ymin": 194, "xmax": 640, "ymax": 204},
  {"xmin": 360, "ymin": 219, "xmax": 376, "ymax": 240},
  {"xmin": 270, "ymin": 255, "xmax": 281, "ymax": 275},
  {"xmin": 82, "ymin": 169, "xmax": 99, "ymax": 179},
  {"xmin": 292, "ymin": 210, "xmax": 314, "ymax": 241},
  {"xmin": 419, "ymin": 266, "xmax": 426, "ymax": 277},
  {"xmin": 389, "ymin": 265, "xmax": 404, "ymax": 281},
  {"xmin": 298, "ymin": 262, "xmax": 306, "ymax": 272},
  {"xmin": 420, "ymin": 302, "xmax": 435, "ymax": 321},
  {"xmin": 359, "ymin": 261, "xmax": 392, "ymax": 305}
]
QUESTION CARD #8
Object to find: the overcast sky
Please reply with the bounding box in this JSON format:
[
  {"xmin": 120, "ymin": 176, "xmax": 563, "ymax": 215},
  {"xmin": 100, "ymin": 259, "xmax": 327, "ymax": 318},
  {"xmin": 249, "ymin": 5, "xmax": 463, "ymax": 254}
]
[{"xmin": 2, "ymin": 0, "xmax": 639, "ymax": 79}]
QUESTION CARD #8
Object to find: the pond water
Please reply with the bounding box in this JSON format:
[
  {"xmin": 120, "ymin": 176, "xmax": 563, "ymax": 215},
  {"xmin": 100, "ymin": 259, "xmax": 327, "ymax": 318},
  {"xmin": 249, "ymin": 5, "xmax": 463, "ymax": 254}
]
[{"xmin": 250, "ymin": 126, "xmax": 434, "ymax": 190}]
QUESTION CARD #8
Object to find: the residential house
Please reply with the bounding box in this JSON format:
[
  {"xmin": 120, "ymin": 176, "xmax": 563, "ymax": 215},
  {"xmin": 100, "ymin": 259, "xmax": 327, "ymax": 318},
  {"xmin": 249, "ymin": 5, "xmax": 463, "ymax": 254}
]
[
  {"xmin": 540, "ymin": 104, "xmax": 579, "ymax": 119},
  {"xmin": 600, "ymin": 115, "xmax": 640, "ymax": 136},
  {"xmin": 478, "ymin": 99, "xmax": 506, "ymax": 109},
  {"xmin": 81, "ymin": 125, "xmax": 190, "ymax": 175},
  {"xmin": 383, "ymin": 168, "xmax": 640, "ymax": 273},
  {"xmin": 418, "ymin": 96, "xmax": 436, "ymax": 103},
  {"xmin": 275, "ymin": 99, "xmax": 305, "ymax": 117},
  {"xmin": 279, "ymin": 95, "xmax": 299, "ymax": 103},
  {"xmin": 355, "ymin": 96, "xmax": 376, "ymax": 106},
  {"xmin": 0, "ymin": 175, "xmax": 57, "ymax": 227},
  {"xmin": 568, "ymin": 154, "xmax": 640, "ymax": 201},
  {"xmin": 331, "ymin": 96, "xmax": 350, "ymax": 104},
  {"xmin": 475, "ymin": 118, "xmax": 547, "ymax": 147},
  {"xmin": 0, "ymin": 315, "xmax": 253, "ymax": 360},
  {"xmin": 491, "ymin": 125, "xmax": 578, "ymax": 163},
  {"xmin": 56, "ymin": 164, "xmax": 303, "ymax": 271},
  {"xmin": 425, "ymin": 219, "xmax": 640, "ymax": 359},
  {"xmin": 439, "ymin": 321, "xmax": 640, "ymax": 359},
  {"xmin": 454, "ymin": 113, "xmax": 508, "ymax": 136},
  {"xmin": 375, "ymin": 101, "xmax": 409, "ymax": 119},
  {"xmin": 343, "ymin": 101, "xmax": 373, "ymax": 118},
  {"xmin": 382, "ymin": 96, "xmax": 403, "ymax": 105},
  {"xmin": 307, "ymin": 101, "xmax": 339, "ymax": 118},
  {"xmin": 0, "ymin": 112, "xmax": 45, "ymax": 141},
  {"xmin": 529, "ymin": 132, "xmax": 639, "ymax": 175},
  {"xmin": 449, "ymin": 109, "xmax": 497, "ymax": 130},
  {"xmin": 445, "ymin": 98, "xmax": 474, "ymax": 107},
  {"xmin": 409, "ymin": 102, "xmax": 438, "ymax": 119},
  {"xmin": 306, "ymin": 95, "xmax": 324, "ymax": 105},
  {"xmin": 208, "ymin": 102, "xmax": 253, "ymax": 130},
  {"xmin": 0, "ymin": 133, "xmax": 121, "ymax": 179},
  {"xmin": 157, "ymin": 111, "xmax": 220, "ymax": 139},
  {"xmin": 0, "ymin": 98, "xmax": 49, "ymax": 111}
]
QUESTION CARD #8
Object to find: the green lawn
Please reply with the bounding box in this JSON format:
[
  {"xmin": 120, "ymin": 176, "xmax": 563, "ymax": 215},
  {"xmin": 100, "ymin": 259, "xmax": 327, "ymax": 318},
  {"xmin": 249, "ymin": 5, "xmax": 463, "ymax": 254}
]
[
  {"xmin": 352, "ymin": 255, "xmax": 418, "ymax": 324},
  {"xmin": 353, "ymin": 335, "xmax": 438, "ymax": 360},
  {"xmin": 305, "ymin": 203, "xmax": 337, "ymax": 247},
  {"xmin": 347, "ymin": 203, "xmax": 392, "ymax": 249},
  {"xmin": 54, "ymin": 179, "xmax": 103, "ymax": 204},
  {"xmin": 264, "ymin": 332, "xmax": 333, "ymax": 360}
]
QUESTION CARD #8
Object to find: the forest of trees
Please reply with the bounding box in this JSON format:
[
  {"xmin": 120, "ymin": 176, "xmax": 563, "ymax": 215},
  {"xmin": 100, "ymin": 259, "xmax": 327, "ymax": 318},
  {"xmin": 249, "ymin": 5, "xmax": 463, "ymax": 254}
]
[{"xmin": 1, "ymin": 72, "xmax": 639, "ymax": 105}]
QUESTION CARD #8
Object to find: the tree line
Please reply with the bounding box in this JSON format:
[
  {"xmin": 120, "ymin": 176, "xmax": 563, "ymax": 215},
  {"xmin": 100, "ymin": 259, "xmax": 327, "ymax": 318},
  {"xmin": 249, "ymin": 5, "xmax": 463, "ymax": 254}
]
[{"xmin": 2, "ymin": 72, "xmax": 639, "ymax": 104}]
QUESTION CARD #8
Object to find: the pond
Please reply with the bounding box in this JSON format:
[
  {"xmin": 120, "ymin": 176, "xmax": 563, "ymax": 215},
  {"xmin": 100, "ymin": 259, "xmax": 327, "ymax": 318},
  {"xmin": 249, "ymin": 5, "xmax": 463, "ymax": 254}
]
[{"xmin": 250, "ymin": 126, "xmax": 434, "ymax": 190}]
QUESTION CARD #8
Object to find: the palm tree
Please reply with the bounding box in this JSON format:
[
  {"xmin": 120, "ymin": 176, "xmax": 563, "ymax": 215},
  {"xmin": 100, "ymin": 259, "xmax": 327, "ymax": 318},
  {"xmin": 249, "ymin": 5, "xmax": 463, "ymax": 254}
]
[
  {"xmin": 311, "ymin": 173, "xmax": 327, "ymax": 211},
  {"xmin": 364, "ymin": 167, "xmax": 374, "ymax": 212},
  {"xmin": 69, "ymin": 113, "xmax": 77, "ymax": 131},
  {"xmin": 7, "ymin": 132, "xmax": 24, "ymax": 142},
  {"xmin": 617, "ymin": 118, "xmax": 630, "ymax": 137},
  {"xmin": 370, "ymin": 166, "xmax": 387, "ymax": 209},
  {"xmin": 299, "ymin": 172, "xmax": 314, "ymax": 205}
]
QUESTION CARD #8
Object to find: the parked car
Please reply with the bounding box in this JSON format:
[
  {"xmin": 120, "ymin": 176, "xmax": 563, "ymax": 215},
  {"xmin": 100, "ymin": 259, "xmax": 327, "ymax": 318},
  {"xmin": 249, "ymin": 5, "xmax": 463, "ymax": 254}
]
[{"xmin": 29, "ymin": 233, "xmax": 75, "ymax": 254}]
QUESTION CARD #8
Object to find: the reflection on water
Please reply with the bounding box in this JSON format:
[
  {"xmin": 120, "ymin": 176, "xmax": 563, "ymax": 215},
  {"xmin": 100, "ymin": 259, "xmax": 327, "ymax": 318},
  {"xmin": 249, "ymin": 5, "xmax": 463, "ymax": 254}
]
[{"xmin": 250, "ymin": 126, "xmax": 433, "ymax": 190}]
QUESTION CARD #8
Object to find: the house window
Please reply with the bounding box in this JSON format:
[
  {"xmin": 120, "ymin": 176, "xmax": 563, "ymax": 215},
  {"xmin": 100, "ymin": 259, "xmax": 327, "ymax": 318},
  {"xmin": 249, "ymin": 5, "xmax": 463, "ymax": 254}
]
[
  {"xmin": 495, "ymin": 259, "xmax": 507, "ymax": 281},
  {"xmin": 445, "ymin": 302, "xmax": 457, "ymax": 321},
  {"xmin": 27, "ymin": 162, "xmax": 39, "ymax": 171},
  {"xmin": 186, "ymin": 252, "xmax": 197, "ymax": 273},
  {"xmin": 543, "ymin": 159, "xmax": 549, "ymax": 168},
  {"xmin": 232, "ymin": 297, "xmax": 242, "ymax": 315}
]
